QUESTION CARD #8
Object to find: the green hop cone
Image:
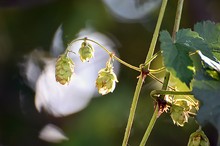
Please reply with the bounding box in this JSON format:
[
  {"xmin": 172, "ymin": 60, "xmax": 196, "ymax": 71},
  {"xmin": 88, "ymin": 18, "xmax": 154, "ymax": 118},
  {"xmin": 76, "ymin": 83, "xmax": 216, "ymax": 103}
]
[
  {"xmin": 78, "ymin": 41, "xmax": 94, "ymax": 62},
  {"xmin": 187, "ymin": 129, "xmax": 210, "ymax": 146},
  {"xmin": 96, "ymin": 67, "xmax": 118, "ymax": 95},
  {"xmin": 55, "ymin": 54, "xmax": 74, "ymax": 85},
  {"xmin": 170, "ymin": 104, "xmax": 189, "ymax": 126}
]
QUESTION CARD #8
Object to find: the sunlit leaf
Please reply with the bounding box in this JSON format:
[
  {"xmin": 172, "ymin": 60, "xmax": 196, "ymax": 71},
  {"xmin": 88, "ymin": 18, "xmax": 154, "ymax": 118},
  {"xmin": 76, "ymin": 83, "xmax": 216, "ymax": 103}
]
[{"xmin": 160, "ymin": 29, "xmax": 215, "ymax": 86}]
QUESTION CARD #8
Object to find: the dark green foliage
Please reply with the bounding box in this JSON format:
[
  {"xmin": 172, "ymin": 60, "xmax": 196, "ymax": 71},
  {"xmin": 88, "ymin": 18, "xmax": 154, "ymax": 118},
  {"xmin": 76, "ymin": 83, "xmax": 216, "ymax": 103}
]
[{"xmin": 160, "ymin": 21, "xmax": 220, "ymax": 141}]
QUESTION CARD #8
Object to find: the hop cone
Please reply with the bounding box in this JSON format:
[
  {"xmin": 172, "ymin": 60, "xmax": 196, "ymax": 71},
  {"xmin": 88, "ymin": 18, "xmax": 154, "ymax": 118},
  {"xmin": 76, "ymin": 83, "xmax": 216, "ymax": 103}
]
[
  {"xmin": 188, "ymin": 129, "xmax": 210, "ymax": 146},
  {"xmin": 96, "ymin": 67, "xmax": 118, "ymax": 95},
  {"xmin": 55, "ymin": 54, "xmax": 74, "ymax": 85},
  {"xmin": 170, "ymin": 104, "xmax": 189, "ymax": 127},
  {"xmin": 78, "ymin": 41, "xmax": 94, "ymax": 62}
]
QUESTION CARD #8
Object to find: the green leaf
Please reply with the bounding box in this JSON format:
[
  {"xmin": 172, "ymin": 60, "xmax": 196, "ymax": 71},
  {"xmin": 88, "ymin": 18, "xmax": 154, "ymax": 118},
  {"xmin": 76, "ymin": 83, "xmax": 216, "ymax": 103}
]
[
  {"xmin": 160, "ymin": 29, "xmax": 216, "ymax": 86},
  {"xmin": 194, "ymin": 21, "xmax": 220, "ymax": 60},
  {"xmin": 160, "ymin": 30, "xmax": 193, "ymax": 86},
  {"xmin": 192, "ymin": 70, "xmax": 220, "ymax": 143}
]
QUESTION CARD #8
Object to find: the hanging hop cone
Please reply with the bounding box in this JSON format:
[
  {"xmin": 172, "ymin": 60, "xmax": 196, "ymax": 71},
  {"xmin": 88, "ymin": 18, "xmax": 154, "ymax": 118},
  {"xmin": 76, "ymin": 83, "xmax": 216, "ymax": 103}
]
[
  {"xmin": 55, "ymin": 54, "xmax": 74, "ymax": 85},
  {"xmin": 96, "ymin": 64, "xmax": 118, "ymax": 95},
  {"xmin": 78, "ymin": 41, "xmax": 94, "ymax": 62},
  {"xmin": 187, "ymin": 128, "xmax": 210, "ymax": 146},
  {"xmin": 170, "ymin": 104, "xmax": 189, "ymax": 127}
]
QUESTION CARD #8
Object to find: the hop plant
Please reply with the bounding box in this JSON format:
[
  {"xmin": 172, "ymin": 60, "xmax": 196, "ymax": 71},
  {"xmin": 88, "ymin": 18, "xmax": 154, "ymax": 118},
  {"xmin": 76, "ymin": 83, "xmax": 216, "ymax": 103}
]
[
  {"xmin": 96, "ymin": 63, "xmax": 118, "ymax": 95},
  {"xmin": 78, "ymin": 41, "xmax": 94, "ymax": 62},
  {"xmin": 55, "ymin": 54, "xmax": 74, "ymax": 85},
  {"xmin": 187, "ymin": 128, "xmax": 210, "ymax": 146}
]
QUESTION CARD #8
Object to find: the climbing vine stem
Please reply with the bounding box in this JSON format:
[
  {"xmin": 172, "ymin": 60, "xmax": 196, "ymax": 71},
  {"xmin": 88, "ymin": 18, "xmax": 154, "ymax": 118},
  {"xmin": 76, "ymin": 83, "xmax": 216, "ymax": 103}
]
[
  {"xmin": 139, "ymin": 0, "xmax": 185, "ymax": 145},
  {"xmin": 66, "ymin": 38, "xmax": 141, "ymax": 72},
  {"xmin": 122, "ymin": 0, "xmax": 168, "ymax": 145}
]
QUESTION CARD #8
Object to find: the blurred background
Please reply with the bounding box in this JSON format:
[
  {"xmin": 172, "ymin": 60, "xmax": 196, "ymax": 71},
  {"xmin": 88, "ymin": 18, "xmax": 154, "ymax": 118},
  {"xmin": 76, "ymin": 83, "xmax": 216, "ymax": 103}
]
[{"xmin": 0, "ymin": 0, "xmax": 220, "ymax": 146}]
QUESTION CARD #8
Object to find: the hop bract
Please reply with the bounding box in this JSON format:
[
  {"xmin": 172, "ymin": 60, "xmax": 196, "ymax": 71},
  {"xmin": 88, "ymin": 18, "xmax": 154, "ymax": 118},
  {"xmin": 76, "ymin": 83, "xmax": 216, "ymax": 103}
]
[
  {"xmin": 187, "ymin": 129, "xmax": 210, "ymax": 146},
  {"xmin": 96, "ymin": 67, "xmax": 118, "ymax": 95},
  {"xmin": 78, "ymin": 41, "xmax": 94, "ymax": 62},
  {"xmin": 55, "ymin": 54, "xmax": 74, "ymax": 85},
  {"xmin": 170, "ymin": 104, "xmax": 189, "ymax": 127}
]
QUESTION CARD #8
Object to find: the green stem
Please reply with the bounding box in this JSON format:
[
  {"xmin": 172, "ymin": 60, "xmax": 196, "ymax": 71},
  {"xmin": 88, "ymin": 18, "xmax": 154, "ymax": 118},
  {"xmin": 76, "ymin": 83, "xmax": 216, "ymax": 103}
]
[
  {"xmin": 139, "ymin": 0, "xmax": 185, "ymax": 145},
  {"xmin": 150, "ymin": 90, "xmax": 192, "ymax": 98},
  {"xmin": 148, "ymin": 74, "xmax": 175, "ymax": 90},
  {"xmin": 67, "ymin": 38, "xmax": 141, "ymax": 72},
  {"xmin": 139, "ymin": 105, "xmax": 159, "ymax": 146},
  {"xmin": 172, "ymin": 0, "xmax": 184, "ymax": 41},
  {"xmin": 139, "ymin": 71, "xmax": 170, "ymax": 146},
  {"xmin": 144, "ymin": 0, "xmax": 168, "ymax": 68},
  {"xmin": 113, "ymin": 56, "xmax": 141, "ymax": 72},
  {"xmin": 122, "ymin": 1, "xmax": 168, "ymax": 146},
  {"xmin": 144, "ymin": 51, "xmax": 161, "ymax": 67},
  {"xmin": 122, "ymin": 75, "xmax": 144, "ymax": 146},
  {"xmin": 149, "ymin": 67, "xmax": 165, "ymax": 74}
]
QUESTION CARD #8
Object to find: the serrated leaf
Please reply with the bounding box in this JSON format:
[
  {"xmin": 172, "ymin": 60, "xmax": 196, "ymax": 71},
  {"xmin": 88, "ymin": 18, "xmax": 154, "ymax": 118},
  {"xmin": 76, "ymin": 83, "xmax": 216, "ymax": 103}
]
[
  {"xmin": 176, "ymin": 29, "xmax": 215, "ymax": 60},
  {"xmin": 160, "ymin": 30, "xmax": 194, "ymax": 86},
  {"xmin": 194, "ymin": 21, "xmax": 220, "ymax": 61},
  {"xmin": 192, "ymin": 70, "xmax": 220, "ymax": 143},
  {"xmin": 194, "ymin": 21, "xmax": 220, "ymax": 49},
  {"xmin": 160, "ymin": 29, "xmax": 216, "ymax": 86}
]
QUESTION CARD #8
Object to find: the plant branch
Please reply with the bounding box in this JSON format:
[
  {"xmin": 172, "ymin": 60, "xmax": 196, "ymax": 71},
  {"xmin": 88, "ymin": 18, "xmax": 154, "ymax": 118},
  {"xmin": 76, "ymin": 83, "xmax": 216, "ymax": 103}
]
[
  {"xmin": 140, "ymin": 0, "xmax": 185, "ymax": 145},
  {"xmin": 139, "ymin": 105, "xmax": 159, "ymax": 146},
  {"xmin": 67, "ymin": 38, "xmax": 141, "ymax": 72},
  {"xmin": 144, "ymin": 0, "xmax": 167, "ymax": 68},
  {"xmin": 144, "ymin": 51, "xmax": 161, "ymax": 67},
  {"xmin": 122, "ymin": 0, "xmax": 168, "ymax": 145},
  {"xmin": 122, "ymin": 75, "xmax": 144, "ymax": 146},
  {"xmin": 148, "ymin": 73, "xmax": 175, "ymax": 90},
  {"xmin": 139, "ymin": 71, "xmax": 170, "ymax": 146},
  {"xmin": 172, "ymin": 0, "xmax": 184, "ymax": 41},
  {"xmin": 150, "ymin": 90, "xmax": 192, "ymax": 99},
  {"xmin": 149, "ymin": 67, "xmax": 165, "ymax": 74}
]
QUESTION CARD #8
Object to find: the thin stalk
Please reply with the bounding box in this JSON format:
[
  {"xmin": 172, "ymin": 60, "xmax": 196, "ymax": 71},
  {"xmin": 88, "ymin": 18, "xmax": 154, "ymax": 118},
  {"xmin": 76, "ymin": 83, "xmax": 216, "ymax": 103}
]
[
  {"xmin": 150, "ymin": 90, "xmax": 192, "ymax": 98},
  {"xmin": 139, "ymin": 105, "xmax": 159, "ymax": 146},
  {"xmin": 144, "ymin": 0, "xmax": 168, "ymax": 68},
  {"xmin": 122, "ymin": 75, "xmax": 144, "ymax": 146},
  {"xmin": 67, "ymin": 38, "xmax": 140, "ymax": 72},
  {"xmin": 122, "ymin": 0, "xmax": 168, "ymax": 145},
  {"xmin": 172, "ymin": 0, "xmax": 184, "ymax": 40},
  {"xmin": 86, "ymin": 38, "xmax": 141, "ymax": 72},
  {"xmin": 113, "ymin": 56, "xmax": 141, "ymax": 72},
  {"xmin": 148, "ymin": 73, "xmax": 175, "ymax": 90},
  {"xmin": 139, "ymin": 71, "xmax": 170, "ymax": 146},
  {"xmin": 139, "ymin": 0, "xmax": 185, "ymax": 145},
  {"xmin": 149, "ymin": 67, "xmax": 165, "ymax": 74},
  {"xmin": 144, "ymin": 51, "xmax": 161, "ymax": 67}
]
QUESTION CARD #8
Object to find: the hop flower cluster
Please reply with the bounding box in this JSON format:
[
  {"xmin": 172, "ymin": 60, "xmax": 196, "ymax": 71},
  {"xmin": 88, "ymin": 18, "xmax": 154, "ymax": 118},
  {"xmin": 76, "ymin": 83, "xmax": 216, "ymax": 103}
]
[
  {"xmin": 55, "ymin": 54, "xmax": 74, "ymax": 85},
  {"xmin": 55, "ymin": 39, "xmax": 118, "ymax": 95},
  {"xmin": 187, "ymin": 128, "xmax": 210, "ymax": 146},
  {"xmin": 96, "ymin": 64, "xmax": 118, "ymax": 95},
  {"xmin": 78, "ymin": 41, "xmax": 94, "ymax": 62},
  {"xmin": 170, "ymin": 99, "xmax": 198, "ymax": 127}
]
